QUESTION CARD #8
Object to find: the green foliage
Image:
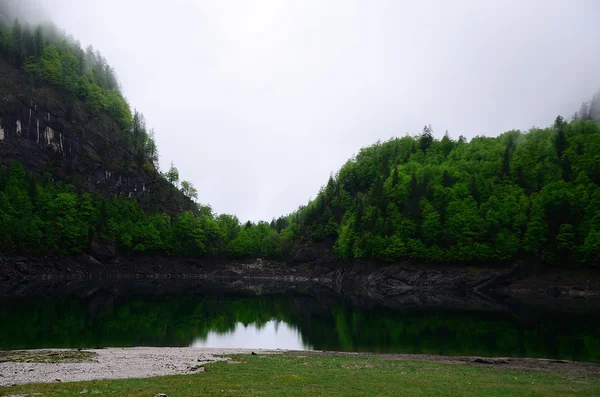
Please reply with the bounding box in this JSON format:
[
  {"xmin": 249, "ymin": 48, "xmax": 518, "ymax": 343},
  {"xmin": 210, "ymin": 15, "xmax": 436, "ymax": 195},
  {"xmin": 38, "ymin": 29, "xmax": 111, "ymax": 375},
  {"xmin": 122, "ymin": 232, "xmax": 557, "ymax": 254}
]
[
  {"xmin": 286, "ymin": 116, "xmax": 600, "ymax": 267},
  {"xmin": 226, "ymin": 221, "xmax": 283, "ymax": 258},
  {"xmin": 181, "ymin": 180, "xmax": 198, "ymax": 201},
  {"xmin": 172, "ymin": 212, "xmax": 206, "ymax": 256},
  {"xmin": 0, "ymin": 162, "xmax": 290, "ymax": 259},
  {"xmin": 0, "ymin": 19, "xmax": 132, "ymax": 129},
  {"xmin": 0, "ymin": 164, "xmax": 183, "ymax": 256},
  {"xmin": 164, "ymin": 162, "xmax": 180, "ymax": 187},
  {"xmin": 38, "ymin": 45, "xmax": 62, "ymax": 84}
]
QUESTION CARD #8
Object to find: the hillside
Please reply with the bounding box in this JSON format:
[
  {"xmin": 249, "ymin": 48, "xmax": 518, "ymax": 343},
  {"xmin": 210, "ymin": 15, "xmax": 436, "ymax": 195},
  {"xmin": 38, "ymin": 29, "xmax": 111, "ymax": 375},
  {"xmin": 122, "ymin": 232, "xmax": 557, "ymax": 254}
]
[
  {"xmin": 0, "ymin": 7, "xmax": 196, "ymax": 211},
  {"xmin": 0, "ymin": 56, "xmax": 192, "ymax": 212},
  {"xmin": 0, "ymin": 13, "xmax": 205, "ymax": 257},
  {"xmin": 286, "ymin": 109, "xmax": 600, "ymax": 267}
]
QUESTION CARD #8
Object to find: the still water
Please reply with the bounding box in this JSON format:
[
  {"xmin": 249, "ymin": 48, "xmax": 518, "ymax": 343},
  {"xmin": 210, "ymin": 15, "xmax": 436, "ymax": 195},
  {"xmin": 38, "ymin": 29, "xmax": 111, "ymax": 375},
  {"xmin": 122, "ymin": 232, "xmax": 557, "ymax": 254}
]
[
  {"xmin": 191, "ymin": 320, "xmax": 307, "ymax": 350},
  {"xmin": 1, "ymin": 282, "xmax": 599, "ymax": 362}
]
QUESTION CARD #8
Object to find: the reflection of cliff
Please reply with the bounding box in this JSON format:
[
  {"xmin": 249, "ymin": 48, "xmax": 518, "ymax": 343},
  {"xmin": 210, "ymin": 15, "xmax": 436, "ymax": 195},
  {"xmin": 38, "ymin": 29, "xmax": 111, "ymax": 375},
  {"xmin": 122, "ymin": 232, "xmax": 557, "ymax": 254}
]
[{"xmin": 0, "ymin": 281, "xmax": 599, "ymax": 362}]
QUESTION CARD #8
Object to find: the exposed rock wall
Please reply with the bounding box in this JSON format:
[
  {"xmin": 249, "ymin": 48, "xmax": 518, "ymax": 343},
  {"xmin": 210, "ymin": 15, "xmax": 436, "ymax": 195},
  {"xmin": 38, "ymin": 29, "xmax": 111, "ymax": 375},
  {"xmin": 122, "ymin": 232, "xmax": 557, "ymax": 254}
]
[
  {"xmin": 329, "ymin": 261, "xmax": 509, "ymax": 309},
  {"xmin": 0, "ymin": 57, "xmax": 194, "ymax": 215}
]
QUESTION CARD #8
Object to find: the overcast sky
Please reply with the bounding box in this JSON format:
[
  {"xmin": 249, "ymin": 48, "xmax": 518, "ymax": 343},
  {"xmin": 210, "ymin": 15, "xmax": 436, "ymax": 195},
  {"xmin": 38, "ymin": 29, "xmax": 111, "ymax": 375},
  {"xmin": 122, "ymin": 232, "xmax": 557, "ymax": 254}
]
[{"xmin": 19, "ymin": 0, "xmax": 600, "ymax": 221}]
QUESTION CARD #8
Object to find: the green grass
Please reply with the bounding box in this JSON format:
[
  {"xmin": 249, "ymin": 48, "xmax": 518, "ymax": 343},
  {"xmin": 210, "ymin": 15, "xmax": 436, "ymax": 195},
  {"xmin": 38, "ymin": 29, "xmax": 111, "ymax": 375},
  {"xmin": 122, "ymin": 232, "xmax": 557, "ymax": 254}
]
[{"xmin": 2, "ymin": 354, "xmax": 598, "ymax": 397}]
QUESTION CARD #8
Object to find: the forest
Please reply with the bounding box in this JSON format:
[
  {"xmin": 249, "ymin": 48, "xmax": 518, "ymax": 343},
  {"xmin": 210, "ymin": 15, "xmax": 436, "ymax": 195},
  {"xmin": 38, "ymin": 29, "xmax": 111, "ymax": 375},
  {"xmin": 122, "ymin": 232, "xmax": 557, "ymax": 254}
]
[
  {"xmin": 0, "ymin": 158, "xmax": 284, "ymax": 258},
  {"xmin": 3, "ymin": 112, "xmax": 600, "ymax": 267},
  {"xmin": 1, "ymin": 17, "xmax": 600, "ymax": 267},
  {"xmin": 290, "ymin": 112, "xmax": 600, "ymax": 266}
]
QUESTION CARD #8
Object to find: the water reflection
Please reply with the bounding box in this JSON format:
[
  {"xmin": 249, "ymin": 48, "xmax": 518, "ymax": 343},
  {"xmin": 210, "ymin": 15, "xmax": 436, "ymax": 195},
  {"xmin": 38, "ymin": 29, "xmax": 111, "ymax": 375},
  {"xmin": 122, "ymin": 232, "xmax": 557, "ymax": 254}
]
[
  {"xmin": 1, "ymin": 283, "xmax": 599, "ymax": 362},
  {"xmin": 191, "ymin": 320, "xmax": 311, "ymax": 350}
]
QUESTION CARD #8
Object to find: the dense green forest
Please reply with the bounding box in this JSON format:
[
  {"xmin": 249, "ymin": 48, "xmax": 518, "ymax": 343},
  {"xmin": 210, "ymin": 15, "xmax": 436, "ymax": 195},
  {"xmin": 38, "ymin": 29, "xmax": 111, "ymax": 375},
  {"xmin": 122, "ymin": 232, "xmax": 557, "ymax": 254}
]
[
  {"xmin": 1, "ymin": 14, "xmax": 600, "ymax": 266},
  {"xmin": 3, "ymin": 114, "xmax": 600, "ymax": 266},
  {"xmin": 0, "ymin": 161, "xmax": 284, "ymax": 257},
  {"xmin": 290, "ymin": 113, "xmax": 600, "ymax": 266}
]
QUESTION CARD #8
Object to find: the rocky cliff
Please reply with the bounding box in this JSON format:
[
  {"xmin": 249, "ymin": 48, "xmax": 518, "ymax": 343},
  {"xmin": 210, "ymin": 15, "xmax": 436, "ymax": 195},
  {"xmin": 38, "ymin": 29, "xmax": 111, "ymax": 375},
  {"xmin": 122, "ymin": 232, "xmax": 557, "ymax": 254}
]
[{"xmin": 0, "ymin": 56, "xmax": 194, "ymax": 215}]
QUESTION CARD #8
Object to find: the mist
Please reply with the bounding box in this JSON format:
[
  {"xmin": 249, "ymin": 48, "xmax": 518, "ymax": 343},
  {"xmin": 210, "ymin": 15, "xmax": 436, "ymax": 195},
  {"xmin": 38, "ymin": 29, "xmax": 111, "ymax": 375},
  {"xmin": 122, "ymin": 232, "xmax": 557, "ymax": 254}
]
[{"xmin": 4, "ymin": 0, "xmax": 600, "ymax": 222}]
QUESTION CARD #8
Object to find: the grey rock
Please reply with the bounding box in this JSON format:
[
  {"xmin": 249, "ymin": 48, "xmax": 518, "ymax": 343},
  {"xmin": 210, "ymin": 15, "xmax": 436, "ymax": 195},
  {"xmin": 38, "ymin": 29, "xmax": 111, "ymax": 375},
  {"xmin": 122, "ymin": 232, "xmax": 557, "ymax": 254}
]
[
  {"xmin": 89, "ymin": 236, "xmax": 117, "ymax": 263},
  {"xmin": 0, "ymin": 58, "xmax": 196, "ymax": 219},
  {"xmin": 77, "ymin": 254, "xmax": 102, "ymax": 266},
  {"xmin": 472, "ymin": 358, "xmax": 509, "ymax": 365}
]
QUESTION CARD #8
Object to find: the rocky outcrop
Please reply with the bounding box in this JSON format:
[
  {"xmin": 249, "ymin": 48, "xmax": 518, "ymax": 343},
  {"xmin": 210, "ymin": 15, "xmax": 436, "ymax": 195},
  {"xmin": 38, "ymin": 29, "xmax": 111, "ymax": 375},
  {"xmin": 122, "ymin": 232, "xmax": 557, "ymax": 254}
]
[
  {"xmin": 0, "ymin": 57, "xmax": 194, "ymax": 215},
  {"xmin": 329, "ymin": 261, "xmax": 513, "ymax": 310},
  {"xmin": 289, "ymin": 238, "xmax": 335, "ymax": 265},
  {"xmin": 89, "ymin": 236, "xmax": 117, "ymax": 263},
  {"xmin": 1, "ymin": 252, "xmax": 599, "ymax": 310}
]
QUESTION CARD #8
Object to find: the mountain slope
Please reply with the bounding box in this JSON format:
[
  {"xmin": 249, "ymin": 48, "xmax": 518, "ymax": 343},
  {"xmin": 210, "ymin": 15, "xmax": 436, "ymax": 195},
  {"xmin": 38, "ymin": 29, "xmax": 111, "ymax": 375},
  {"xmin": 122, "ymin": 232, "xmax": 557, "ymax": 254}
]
[
  {"xmin": 0, "ymin": 12, "xmax": 205, "ymax": 258},
  {"xmin": 0, "ymin": 55, "xmax": 192, "ymax": 215},
  {"xmin": 285, "ymin": 113, "xmax": 600, "ymax": 267}
]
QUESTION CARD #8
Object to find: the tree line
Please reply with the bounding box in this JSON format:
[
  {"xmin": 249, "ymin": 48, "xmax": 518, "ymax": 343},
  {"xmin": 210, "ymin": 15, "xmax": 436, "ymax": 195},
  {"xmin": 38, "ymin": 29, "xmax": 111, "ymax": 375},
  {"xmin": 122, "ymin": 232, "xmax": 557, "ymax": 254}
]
[
  {"xmin": 0, "ymin": 161, "xmax": 283, "ymax": 258},
  {"xmin": 3, "ymin": 111, "xmax": 600, "ymax": 267},
  {"xmin": 288, "ymin": 110, "xmax": 600, "ymax": 266}
]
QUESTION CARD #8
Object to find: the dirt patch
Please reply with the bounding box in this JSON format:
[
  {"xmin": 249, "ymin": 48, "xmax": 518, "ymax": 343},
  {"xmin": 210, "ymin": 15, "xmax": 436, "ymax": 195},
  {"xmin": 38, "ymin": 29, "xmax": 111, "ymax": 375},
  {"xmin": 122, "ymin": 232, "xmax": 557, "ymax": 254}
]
[{"xmin": 0, "ymin": 350, "xmax": 96, "ymax": 364}]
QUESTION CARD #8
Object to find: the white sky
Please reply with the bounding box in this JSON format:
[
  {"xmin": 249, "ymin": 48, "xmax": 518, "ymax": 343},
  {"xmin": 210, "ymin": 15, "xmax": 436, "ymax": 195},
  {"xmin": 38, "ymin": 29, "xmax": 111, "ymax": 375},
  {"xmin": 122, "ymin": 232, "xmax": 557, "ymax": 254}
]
[{"xmin": 24, "ymin": 0, "xmax": 600, "ymax": 221}]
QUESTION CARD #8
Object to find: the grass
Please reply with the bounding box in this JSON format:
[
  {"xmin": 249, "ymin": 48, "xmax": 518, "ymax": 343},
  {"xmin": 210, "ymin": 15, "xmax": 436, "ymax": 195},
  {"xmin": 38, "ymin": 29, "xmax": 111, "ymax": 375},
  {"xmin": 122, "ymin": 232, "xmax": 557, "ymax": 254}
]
[
  {"xmin": 0, "ymin": 350, "xmax": 96, "ymax": 364},
  {"xmin": 1, "ymin": 353, "xmax": 598, "ymax": 397}
]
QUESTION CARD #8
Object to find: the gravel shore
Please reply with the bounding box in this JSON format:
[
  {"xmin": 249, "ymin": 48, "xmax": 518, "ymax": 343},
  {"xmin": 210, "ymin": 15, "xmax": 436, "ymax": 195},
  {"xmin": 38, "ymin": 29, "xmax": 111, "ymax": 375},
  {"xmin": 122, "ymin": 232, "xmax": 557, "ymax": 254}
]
[{"xmin": 0, "ymin": 347, "xmax": 274, "ymax": 386}]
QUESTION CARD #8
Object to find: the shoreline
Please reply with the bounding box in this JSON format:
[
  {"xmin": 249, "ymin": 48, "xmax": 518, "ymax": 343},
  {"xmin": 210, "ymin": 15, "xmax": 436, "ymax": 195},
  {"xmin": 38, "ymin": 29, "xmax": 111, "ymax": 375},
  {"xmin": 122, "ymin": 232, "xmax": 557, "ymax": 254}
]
[
  {"xmin": 2, "ymin": 254, "xmax": 600, "ymax": 305},
  {"xmin": 2, "ymin": 348, "xmax": 600, "ymax": 387},
  {"xmin": 0, "ymin": 347, "xmax": 262, "ymax": 387}
]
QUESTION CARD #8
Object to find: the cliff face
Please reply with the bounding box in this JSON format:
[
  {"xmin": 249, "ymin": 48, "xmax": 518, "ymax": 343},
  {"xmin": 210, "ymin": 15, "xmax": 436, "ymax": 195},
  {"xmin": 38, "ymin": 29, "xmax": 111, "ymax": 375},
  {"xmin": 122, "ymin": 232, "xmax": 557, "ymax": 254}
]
[{"xmin": 0, "ymin": 57, "xmax": 194, "ymax": 215}]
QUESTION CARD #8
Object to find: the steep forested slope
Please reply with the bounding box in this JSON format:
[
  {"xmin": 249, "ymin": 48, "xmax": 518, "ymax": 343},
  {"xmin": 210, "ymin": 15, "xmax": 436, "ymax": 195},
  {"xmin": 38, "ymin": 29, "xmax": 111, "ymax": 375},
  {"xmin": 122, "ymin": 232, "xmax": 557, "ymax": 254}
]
[
  {"xmin": 0, "ymin": 12, "xmax": 202, "ymax": 256},
  {"xmin": 0, "ymin": 12, "xmax": 278, "ymax": 260},
  {"xmin": 287, "ymin": 112, "xmax": 600, "ymax": 267}
]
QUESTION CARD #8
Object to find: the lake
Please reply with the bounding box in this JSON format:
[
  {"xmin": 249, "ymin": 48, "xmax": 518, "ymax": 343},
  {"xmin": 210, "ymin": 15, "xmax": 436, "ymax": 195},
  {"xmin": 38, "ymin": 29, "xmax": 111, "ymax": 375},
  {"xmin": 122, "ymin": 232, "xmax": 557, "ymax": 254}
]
[{"xmin": 1, "ymin": 279, "xmax": 599, "ymax": 362}]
